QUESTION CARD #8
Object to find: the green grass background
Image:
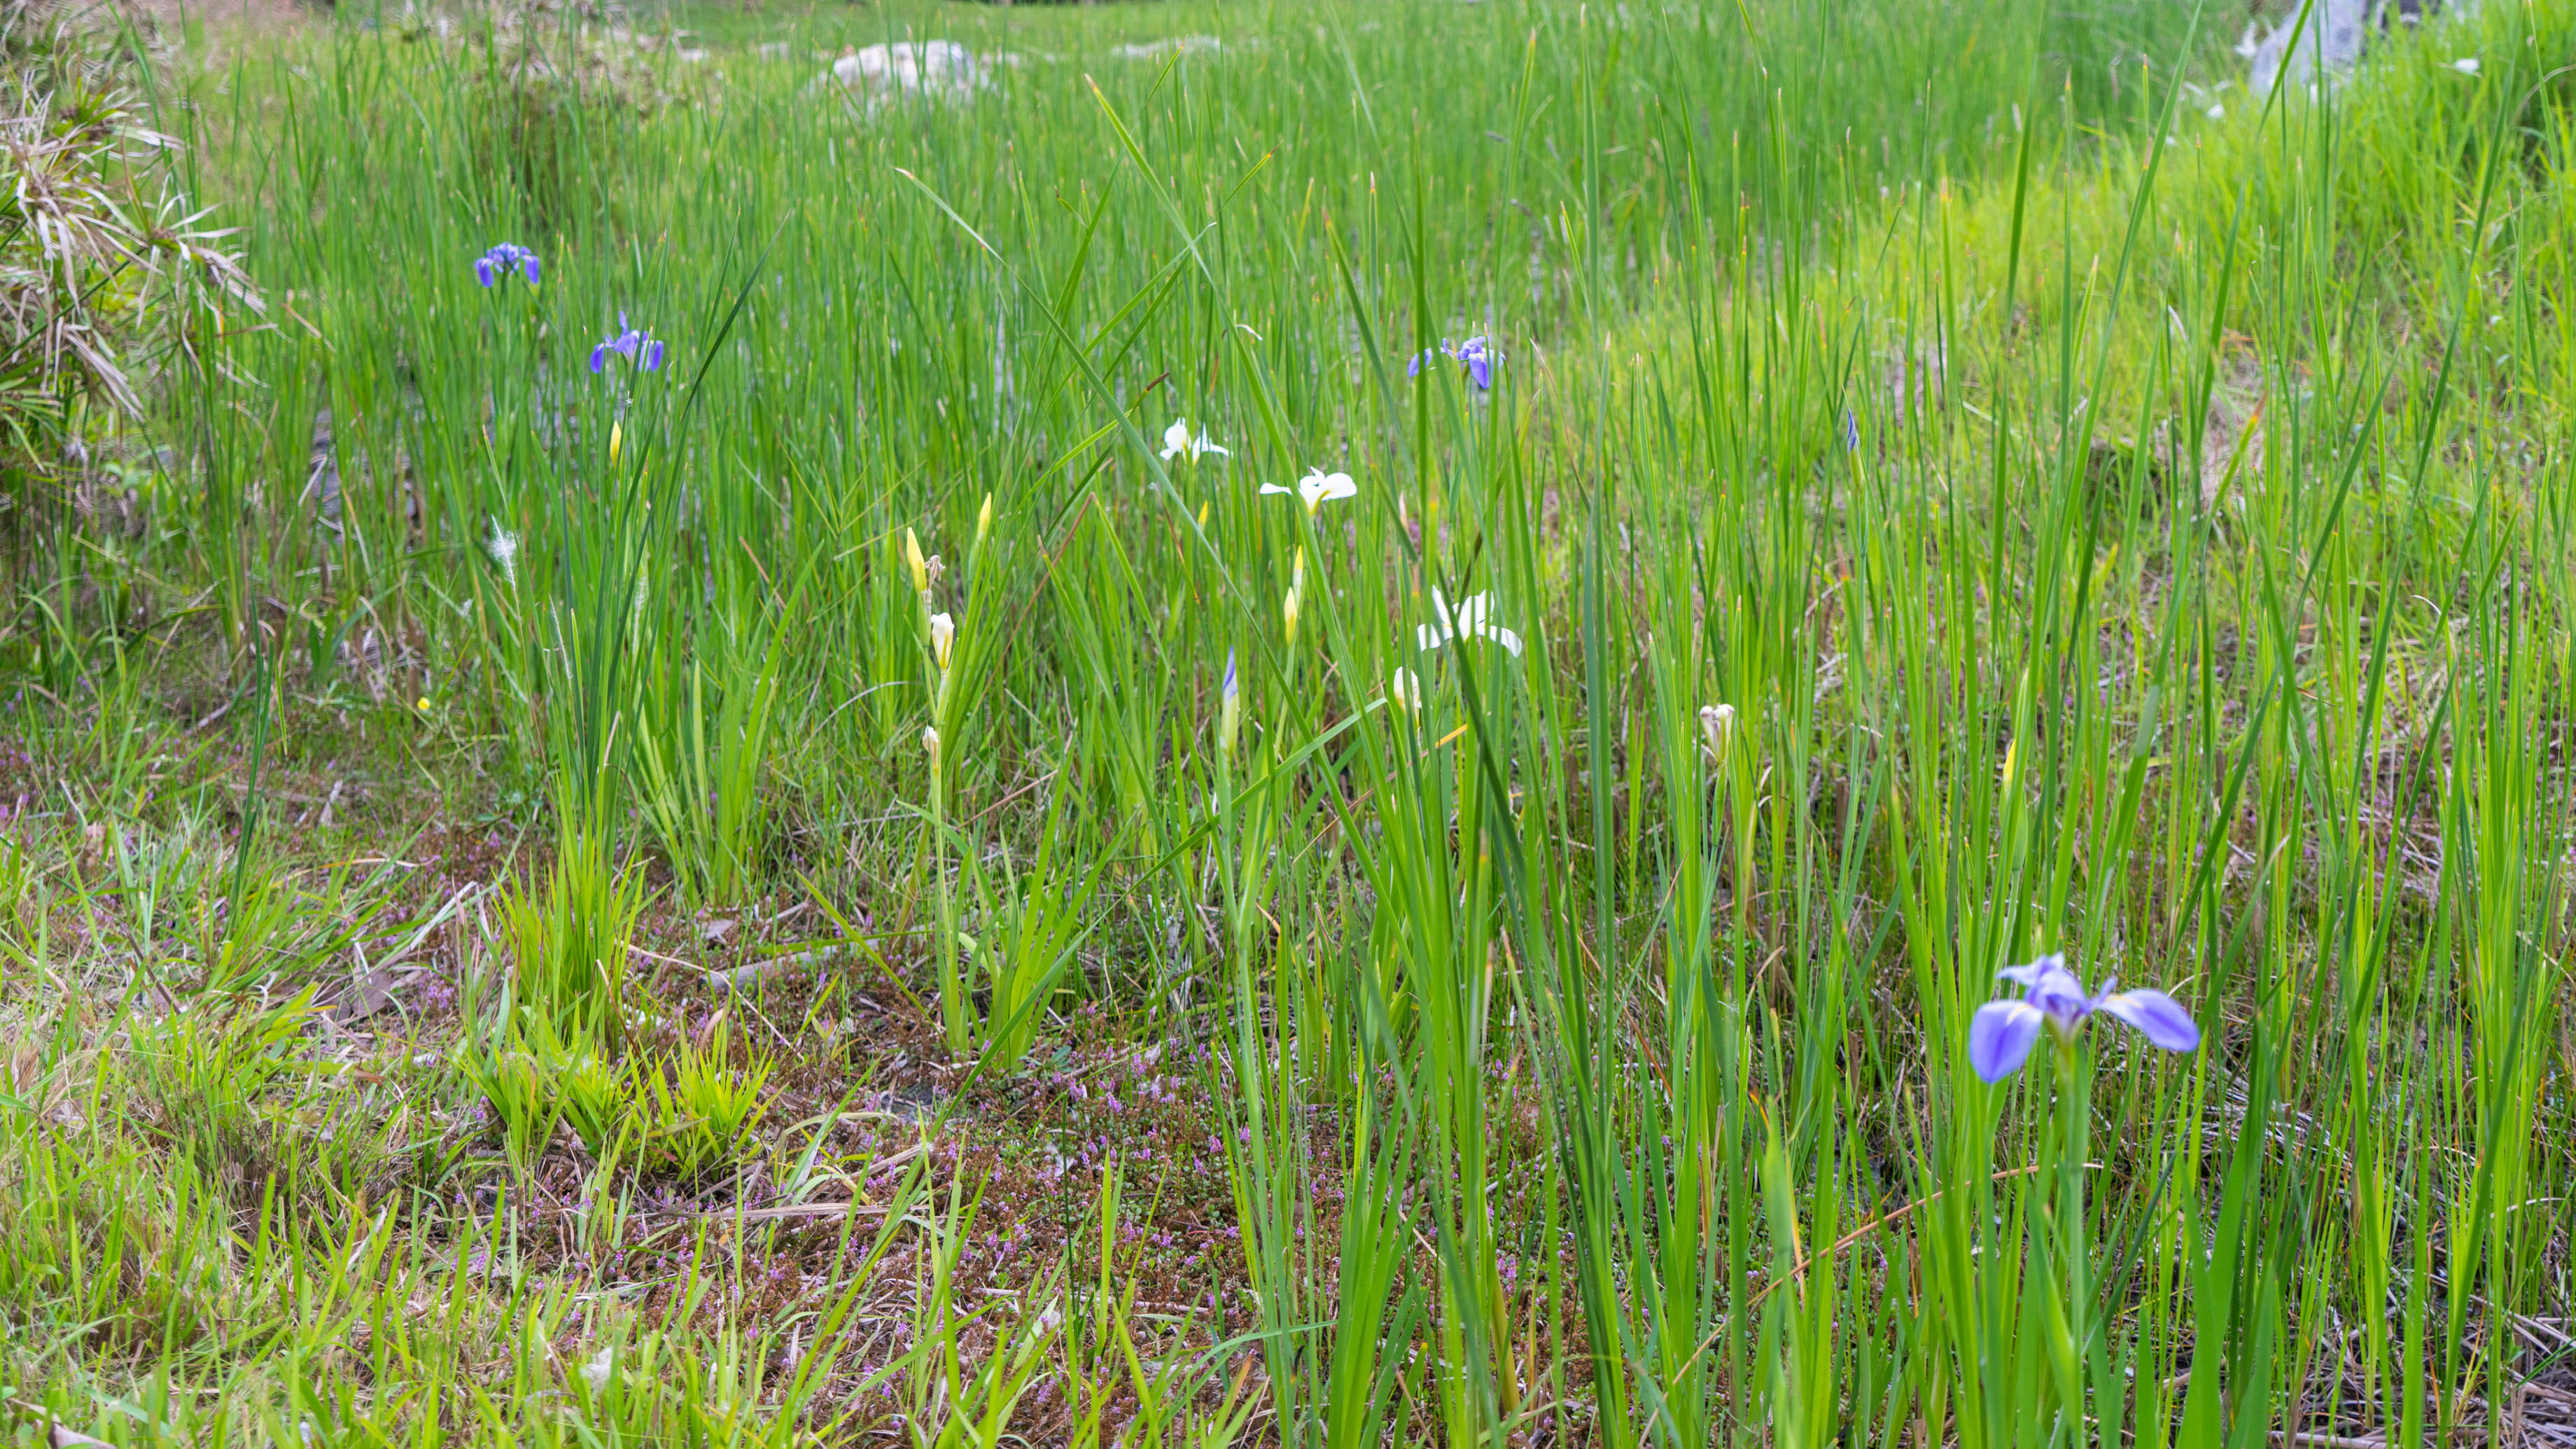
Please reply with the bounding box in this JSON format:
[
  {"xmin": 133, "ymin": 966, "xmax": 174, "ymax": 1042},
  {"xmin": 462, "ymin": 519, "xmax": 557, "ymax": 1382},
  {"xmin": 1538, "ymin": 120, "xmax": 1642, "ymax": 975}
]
[{"xmin": 1, "ymin": 0, "xmax": 2572, "ymax": 1443}]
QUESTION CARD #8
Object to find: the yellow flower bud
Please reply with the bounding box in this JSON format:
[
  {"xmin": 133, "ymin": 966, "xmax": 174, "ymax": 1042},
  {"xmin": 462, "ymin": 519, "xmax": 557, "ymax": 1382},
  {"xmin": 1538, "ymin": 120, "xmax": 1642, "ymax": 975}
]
[
  {"xmin": 929, "ymin": 612, "xmax": 955, "ymax": 673},
  {"xmin": 975, "ymin": 493, "xmax": 995, "ymax": 547},
  {"xmin": 904, "ymin": 528, "xmax": 929, "ymax": 594},
  {"xmin": 1282, "ymin": 547, "xmax": 1308, "ymax": 645}
]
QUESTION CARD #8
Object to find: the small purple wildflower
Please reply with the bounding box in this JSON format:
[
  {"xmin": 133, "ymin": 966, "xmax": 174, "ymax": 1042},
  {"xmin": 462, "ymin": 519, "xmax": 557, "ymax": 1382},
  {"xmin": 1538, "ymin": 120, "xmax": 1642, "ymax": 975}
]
[
  {"xmin": 589, "ymin": 313, "xmax": 665, "ymax": 374},
  {"xmin": 475, "ymin": 243, "xmax": 539, "ymax": 288},
  {"xmin": 1408, "ymin": 335, "xmax": 1497, "ymax": 390},
  {"xmin": 1968, "ymin": 953, "xmax": 2200, "ymax": 1083}
]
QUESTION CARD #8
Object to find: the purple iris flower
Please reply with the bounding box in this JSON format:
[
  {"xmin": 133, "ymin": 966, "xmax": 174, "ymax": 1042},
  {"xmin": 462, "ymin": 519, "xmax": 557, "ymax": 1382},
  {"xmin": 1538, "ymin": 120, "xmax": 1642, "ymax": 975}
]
[
  {"xmin": 475, "ymin": 243, "xmax": 539, "ymax": 288},
  {"xmin": 1407, "ymin": 335, "xmax": 1497, "ymax": 391},
  {"xmin": 1967, "ymin": 953, "xmax": 2199, "ymax": 1083},
  {"xmin": 589, "ymin": 313, "xmax": 665, "ymax": 374}
]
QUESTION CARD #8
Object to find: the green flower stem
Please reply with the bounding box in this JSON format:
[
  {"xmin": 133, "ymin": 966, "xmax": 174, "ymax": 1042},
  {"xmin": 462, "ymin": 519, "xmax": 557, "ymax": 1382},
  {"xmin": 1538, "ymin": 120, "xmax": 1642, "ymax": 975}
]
[{"xmin": 2055, "ymin": 1031, "xmax": 2091, "ymax": 1443}]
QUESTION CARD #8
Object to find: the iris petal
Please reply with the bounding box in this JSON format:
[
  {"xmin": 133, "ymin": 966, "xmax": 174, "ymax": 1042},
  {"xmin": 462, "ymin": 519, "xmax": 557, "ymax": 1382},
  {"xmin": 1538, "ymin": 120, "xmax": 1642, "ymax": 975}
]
[
  {"xmin": 1298, "ymin": 471, "xmax": 1355, "ymax": 509},
  {"xmin": 1968, "ymin": 1000, "xmax": 2045, "ymax": 1082},
  {"xmin": 1996, "ymin": 953, "xmax": 2092, "ymax": 1021},
  {"xmin": 2098, "ymin": 990, "xmax": 2201, "ymax": 1054},
  {"xmin": 1994, "ymin": 953, "xmax": 2065, "ymax": 988}
]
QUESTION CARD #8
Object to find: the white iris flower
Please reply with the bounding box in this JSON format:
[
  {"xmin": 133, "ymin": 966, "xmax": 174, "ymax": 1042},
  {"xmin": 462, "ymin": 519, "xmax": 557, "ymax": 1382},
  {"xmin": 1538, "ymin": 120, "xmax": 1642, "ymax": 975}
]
[
  {"xmin": 1389, "ymin": 667, "xmax": 1422, "ymax": 713},
  {"xmin": 1160, "ymin": 419, "xmax": 1231, "ymax": 462},
  {"xmin": 1415, "ymin": 589, "xmax": 1522, "ymax": 657},
  {"xmin": 1261, "ymin": 468, "xmax": 1358, "ymax": 516}
]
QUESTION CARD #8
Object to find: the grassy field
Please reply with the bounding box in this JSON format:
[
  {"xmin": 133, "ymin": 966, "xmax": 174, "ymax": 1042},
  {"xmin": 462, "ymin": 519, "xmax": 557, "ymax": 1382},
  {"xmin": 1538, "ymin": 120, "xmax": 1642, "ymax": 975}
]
[{"xmin": 3, "ymin": 0, "xmax": 2573, "ymax": 1443}]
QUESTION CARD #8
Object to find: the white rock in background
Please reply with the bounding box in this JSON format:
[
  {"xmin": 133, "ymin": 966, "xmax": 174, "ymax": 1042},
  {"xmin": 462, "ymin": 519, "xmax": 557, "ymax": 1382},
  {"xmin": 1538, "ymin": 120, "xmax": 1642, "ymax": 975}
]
[
  {"xmin": 830, "ymin": 40, "xmax": 985, "ymax": 106},
  {"xmin": 2242, "ymin": 0, "xmax": 2370, "ymax": 95},
  {"xmin": 2241, "ymin": 0, "xmax": 2464, "ymax": 96}
]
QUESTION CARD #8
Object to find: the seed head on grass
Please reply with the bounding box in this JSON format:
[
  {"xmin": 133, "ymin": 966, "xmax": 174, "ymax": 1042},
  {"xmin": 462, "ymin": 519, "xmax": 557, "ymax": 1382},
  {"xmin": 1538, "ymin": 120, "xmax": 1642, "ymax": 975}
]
[
  {"xmin": 483, "ymin": 522, "xmax": 519, "ymax": 584},
  {"xmin": 1968, "ymin": 953, "xmax": 2199, "ymax": 1083}
]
